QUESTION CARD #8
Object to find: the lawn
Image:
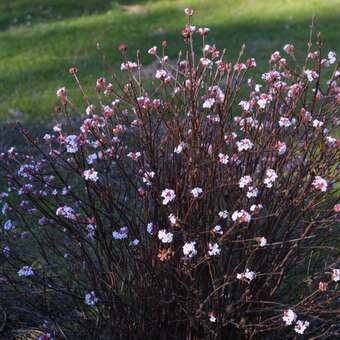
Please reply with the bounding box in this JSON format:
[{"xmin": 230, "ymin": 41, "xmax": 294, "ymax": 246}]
[{"xmin": 0, "ymin": 0, "xmax": 339, "ymax": 122}]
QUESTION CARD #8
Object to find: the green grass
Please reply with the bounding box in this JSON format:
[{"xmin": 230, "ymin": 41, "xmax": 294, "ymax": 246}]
[{"xmin": 0, "ymin": 0, "xmax": 339, "ymax": 122}]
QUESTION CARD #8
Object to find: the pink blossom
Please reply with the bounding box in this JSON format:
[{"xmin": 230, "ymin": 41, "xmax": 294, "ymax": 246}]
[
  {"xmin": 304, "ymin": 70, "xmax": 319, "ymax": 82},
  {"xmin": 218, "ymin": 153, "xmax": 229, "ymax": 165},
  {"xmin": 312, "ymin": 119, "xmax": 324, "ymax": 128},
  {"xmin": 155, "ymin": 69, "xmax": 168, "ymax": 80},
  {"xmin": 161, "ymin": 189, "xmax": 176, "ymax": 205},
  {"xmin": 250, "ymin": 204, "xmax": 263, "ymax": 215},
  {"xmin": 218, "ymin": 210, "xmax": 228, "ymax": 219},
  {"xmin": 246, "ymin": 186, "xmax": 258, "ymax": 198},
  {"xmin": 127, "ymin": 151, "xmax": 141, "ymax": 161},
  {"xmin": 200, "ymin": 58, "xmax": 212, "ymax": 67},
  {"xmin": 237, "ymin": 268, "xmax": 256, "ymax": 282},
  {"xmin": 208, "ymin": 312, "xmax": 217, "ymax": 322},
  {"xmin": 65, "ymin": 135, "xmax": 78, "ymax": 153},
  {"xmin": 236, "ymin": 138, "xmax": 254, "ymax": 152},
  {"xmin": 56, "ymin": 206, "xmax": 76, "ymax": 220},
  {"xmin": 332, "ymin": 269, "xmax": 340, "ymax": 282},
  {"xmin": 312, "ymin": 176, "xmax": 328, "ymax": 192},
  {"xmin": 328, "ymin": 51, "xmax": 336, "ymax": 64},
  {"xmin": 270, "ymin": 51, "xmax": 281, "ymax": 62},
  {"xmin": 325, "ymin": 136, "xmax": 337, "ymax": 147},
  {"xmin": 209, "ymin": 85, "xmax": 225, "ymax": 103},
  {"xmin": 198, "ymin": 27, "xmax": 210, "ymax": 36},
  {"xmin": 56, "ymin": 87, "xmax": 66, "ymax": 97},
  {"xmin": 43, "ymin": 134, "xmax": 52, "ymax": 143},
  {"xmin": 239, "ymin": 175, "xmax": 252, "ymax": 188},
  {"xmin": 294, "ymin": 320, "xmax": 310, "ymax": 334},
  {"xmin": 83, "ymin": 169, "xmax": 98, "ymax": 182},
  {"xmin": 282, "ymin": 309, "xmax": 297, "ymax": 325},
  {"xmin": 203, "ymin": 97, "xmax": 215, "ymax": 109},
  {"xmin": 96, "ymin": 77, "xmax": 106, "ymax": 91},
  {"xmin": 191, "ymin": 187, "xmax": 203, "ymax": 198},
  {"xmin": 184, "ymin": 7, "xmax": 193, "ymax": 16},
  {"xmin": 87, "ymin": 153, "xmax": 97, "ymax": 165},
  {"xmin": 168, "ymin": 213, "xmax": 177, "ymax": 225},
  {"xmin": 239, "ymin": 100, "xmax": 251, "ymax": 112},
  {"xmin": 86, "ymin": 104, "xmax": 95, "ymax": 115},
  {"xmin": 300, "ymin": 108, "xmax": 312, "ymax": 122},
  {"xmin": 246, "ymin": 58, "xmax": 256, "ymax": 68},
  {"xmin": 239, "ymin": 117, "xmax": 259, "ymax": 131},
  {"xmin": 142, "ymin": 171, "xmax": 155, "ymax": 186},
  {"xmin": 174, "ymin": 142, "xmax": 187, "ymax": 154},
  {"xmin": 278, "ymin": 117, "xmax": 292, "ymax": 128},
  {"xmin": 262, "ymin": 70, "xmax": 281, "ymax": 83},
  {"xmin": 148, "ymin": 46, "xmax": 157, "ymax": 55},
  {"xmin": 234, "ymin": 63, "xmax": 247, "ymax": 72},
  {"xmin": 276, "ymin": 141, "xmax": 287, "ymax": 155},
  {"xmin": 232, "ymin": 210, "xmax": 251, "ymax": 224},
  {"xmin": 257, "ymin": 93, "xmax": 272, "ymax": 109},
  {"xmin": 257, "ymin": 237, "xmax": 267, "ymax": 247},
  {"xmin": 264, "ymin": 169, "xmax": 278, "ymax": 188},
  {"xmin": 121, "ymin": 61, "xmax": 138, "ymax": 71},
  {"xmin": 283, "ymin": 44, "xmax": 294, "ymax": 55},
  {"xmin": 308, "ymin": 51, "xmax": 319, "ymax": 59},
  {"xmin": 279, "ymin": 58, "xmax": 287, "ymax": 66},
  {"xmin": 212, "ymin": 225, "xmax": 223, "ymax": 235},
  {"xmin": 319, "ymin": 281, "xmax": 328, "ymax": 291},
  {"xmin": 112, "ymin": 227, "xmax": 128, "ymax": 240},
  {"xmin": 160, "ymin": 56, "xmax": 168, "ymax": 65}
]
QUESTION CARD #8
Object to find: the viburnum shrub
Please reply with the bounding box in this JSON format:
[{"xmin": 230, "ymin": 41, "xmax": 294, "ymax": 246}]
[{"xmin": 1, "ymin": 8, "xmax": 339, "ymax": 339}]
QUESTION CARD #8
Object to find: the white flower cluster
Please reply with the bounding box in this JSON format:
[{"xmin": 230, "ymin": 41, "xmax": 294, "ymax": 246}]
[
  {"xmin": 232, "ymin": 210, "xmax": 251, "ymax": 224},
  {"xmin": 174, "ymin": 142, "xmax": 187, "ymax": 154},
  {"xmin": 208, "ymin": 242, "xmax": 220, "ymax": 256},
  {"xmin": 84, "ymin": 291, "xmax": 98, "ymax": 306},
  {"xmin": 112, "ymin": 226, "xmax": 128, "ymax": 240},
  {"xmin": 65, "ymin": 135, "xmax": 78, "ymax": 153},
  {"xmin": 83, "ymin": 169, "xmax": 99, "ymax": 182},
  {"xmin": 282, "ymin": 309, "xmax": 310, "ymax": 334},
  {"xmin": 236, "ymin": 138, "xmax": 253, "ymax": 152},
  {"xmin": 158, "ymin": 229, "xmax": 173, "ymax": 243},
  {"xmin": 246, "ymin": 186, "xmax": 258, "ymax": 198},
  {"xmin": 161, "ymin": 189, "xmax": 176, "ymax": 205},
  {"xmin": 56, "ymin": 206, "xmax": 76, "ymax": 220},
  {"xmin": 237, "ymin": 268, "xmax": 256, "ymax": 282},
  {"xmin": 218, "ymin": 153, "xmax": 229, "ymax": 165},
  {"xmin": 191, "ymin": 187, "xmax": 203, "ymax": 198},
  {"xmin": 17, "ymin": 266, "xmax": 34, "ymax": 277},
  {"xmin": 183, "ymin": 241, "xmax": 197, "ymax": 258},
  {"xmin": 239, "ymin": 175, "xmax": 252, "ymax": 188},
  {"xmin": 263, "ymin": 169, "xmax": 278, "ymax": 188}
]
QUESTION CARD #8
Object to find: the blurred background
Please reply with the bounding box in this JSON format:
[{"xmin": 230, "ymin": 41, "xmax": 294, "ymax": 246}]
[{"xmin": 0, "ymin": 0, "xmax": 339, "ymax": 123}]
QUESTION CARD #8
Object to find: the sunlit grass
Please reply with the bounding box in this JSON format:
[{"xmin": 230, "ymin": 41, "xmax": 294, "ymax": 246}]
[{"xmin": 0, "ymin": 0, "xmax": 339, "ymax": 121}]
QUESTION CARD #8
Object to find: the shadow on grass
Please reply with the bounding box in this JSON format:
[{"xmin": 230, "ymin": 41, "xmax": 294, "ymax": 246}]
[{"xmin": 0, "ymin": 0, "xmax": 149, "ymax": 30}]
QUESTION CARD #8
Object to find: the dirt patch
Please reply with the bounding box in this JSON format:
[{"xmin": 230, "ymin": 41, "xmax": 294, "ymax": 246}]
[{"xmin": 120, "ymin": 5, "xmax": 146, "ymax": 15}]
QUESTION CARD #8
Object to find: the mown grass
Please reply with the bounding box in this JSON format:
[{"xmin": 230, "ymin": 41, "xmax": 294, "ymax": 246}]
[{"xmin": 0, "ymin": 0, "xmax": 339, "ymax": 122}]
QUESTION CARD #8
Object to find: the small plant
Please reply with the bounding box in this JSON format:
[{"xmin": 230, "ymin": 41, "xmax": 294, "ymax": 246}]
[{"xmin": 1, "ymin": 8, "xmax": 339, "ymax": 339}]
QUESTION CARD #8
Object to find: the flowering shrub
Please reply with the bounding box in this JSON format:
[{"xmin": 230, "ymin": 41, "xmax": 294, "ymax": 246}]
[{"xmin": 1, "ymin": 8, "xmax": 339, "ymax": 339}]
